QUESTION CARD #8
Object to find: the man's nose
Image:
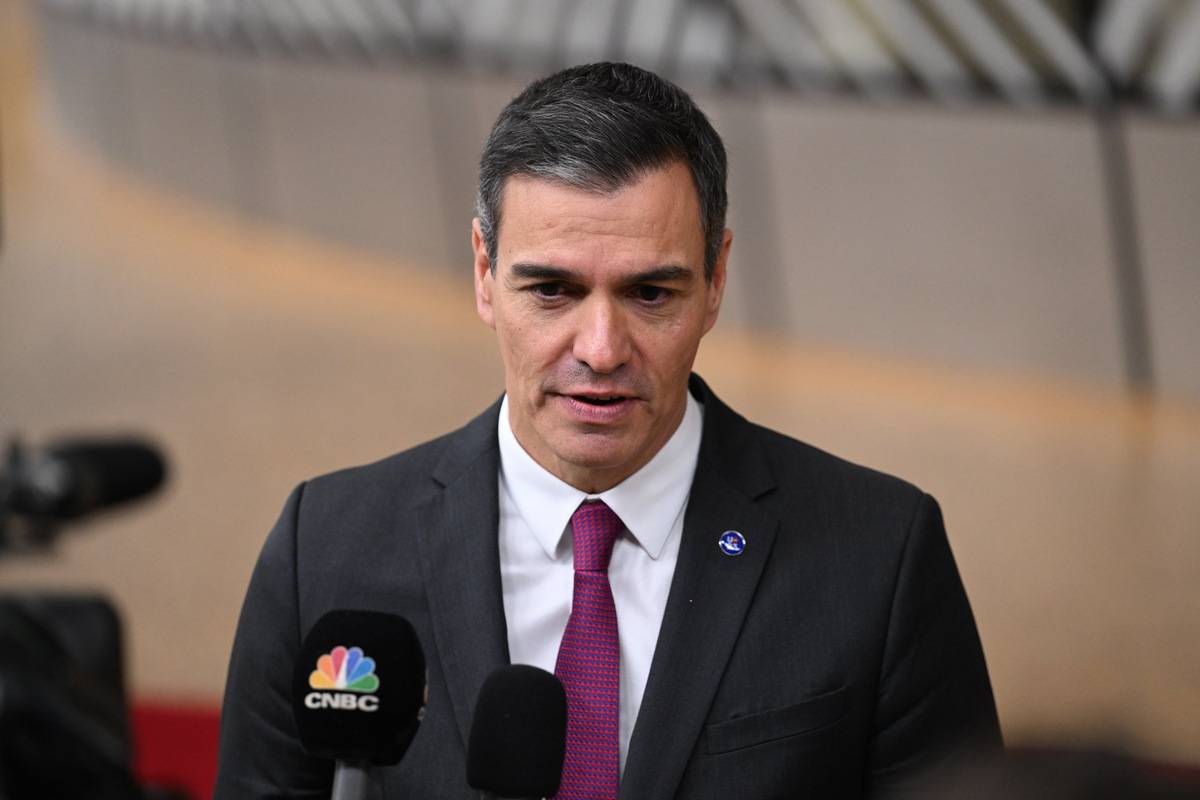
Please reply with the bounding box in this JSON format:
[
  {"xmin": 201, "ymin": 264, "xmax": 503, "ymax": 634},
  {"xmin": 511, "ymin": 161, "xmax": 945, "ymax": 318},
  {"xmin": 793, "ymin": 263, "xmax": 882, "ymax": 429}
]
[{"xmin": 572, "ymin": 296, "xmax": 632, "ymax": 374}]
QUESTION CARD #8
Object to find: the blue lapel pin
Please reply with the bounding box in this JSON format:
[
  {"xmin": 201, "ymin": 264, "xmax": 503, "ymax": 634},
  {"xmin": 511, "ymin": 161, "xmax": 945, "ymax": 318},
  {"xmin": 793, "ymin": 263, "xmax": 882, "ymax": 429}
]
[{"xmin": 718, "ymin": 530, "xmax": 746, "ymax": 557}]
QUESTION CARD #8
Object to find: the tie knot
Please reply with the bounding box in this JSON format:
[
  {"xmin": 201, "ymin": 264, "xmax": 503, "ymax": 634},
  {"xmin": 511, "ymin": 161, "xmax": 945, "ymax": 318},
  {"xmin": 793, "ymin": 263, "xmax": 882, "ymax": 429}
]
[{"xmin": 569, "ymin": 500, "xmax": 622, "ymax": 572}]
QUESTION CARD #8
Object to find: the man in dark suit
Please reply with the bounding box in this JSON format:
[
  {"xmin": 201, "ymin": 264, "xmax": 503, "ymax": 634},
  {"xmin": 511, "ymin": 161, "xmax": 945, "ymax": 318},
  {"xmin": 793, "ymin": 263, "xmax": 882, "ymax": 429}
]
[{"xmin": 217, "ymin": 62, "xmax": 1000, "ymax": 798}]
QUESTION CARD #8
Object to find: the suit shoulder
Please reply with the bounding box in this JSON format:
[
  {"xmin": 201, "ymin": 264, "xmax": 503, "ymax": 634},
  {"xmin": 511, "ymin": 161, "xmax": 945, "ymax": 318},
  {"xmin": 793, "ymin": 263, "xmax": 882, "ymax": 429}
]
[
  {"xmin": 300, "ymin": 426, "xmax": 480, "ymax": 510},
  {"xmin": 748, "ymin": 421, "xmax": 928, "ymax": 520}
]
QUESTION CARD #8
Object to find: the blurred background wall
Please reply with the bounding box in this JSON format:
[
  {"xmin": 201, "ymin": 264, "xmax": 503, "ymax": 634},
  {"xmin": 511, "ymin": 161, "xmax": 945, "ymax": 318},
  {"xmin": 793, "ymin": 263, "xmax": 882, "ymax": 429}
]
[{"xmin": 1, "ymin": 0, "xmax": 1198, "ymax": 794}]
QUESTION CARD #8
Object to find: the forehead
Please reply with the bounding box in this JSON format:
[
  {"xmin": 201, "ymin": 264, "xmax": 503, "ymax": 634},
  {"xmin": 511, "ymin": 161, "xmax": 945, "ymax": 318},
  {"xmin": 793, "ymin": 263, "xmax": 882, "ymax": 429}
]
[{"xmin": 496, "ymin": 161, "xmax": 704, "ymax": 272}]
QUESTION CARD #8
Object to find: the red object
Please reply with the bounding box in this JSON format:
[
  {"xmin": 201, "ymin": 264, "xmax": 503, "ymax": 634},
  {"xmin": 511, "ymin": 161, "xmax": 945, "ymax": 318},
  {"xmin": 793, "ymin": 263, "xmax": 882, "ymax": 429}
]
[
  {"xmin": 555, "ymin": 501, "xmax": 623, "ymax": 800},
  {"xmin": 131, "ymin": 700, "xmax": 221, "ymax": 799}
]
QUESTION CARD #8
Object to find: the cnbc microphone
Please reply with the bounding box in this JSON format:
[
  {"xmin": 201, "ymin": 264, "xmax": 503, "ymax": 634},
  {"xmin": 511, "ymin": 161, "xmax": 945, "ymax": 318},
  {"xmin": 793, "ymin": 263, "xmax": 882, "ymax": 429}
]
[
  {"xmin": 468, "ymin": 665, "xmax": 567, "ymax": 800},
  {"xmin": 292, "ymin": 610, "xmax": 426, "ymax": 800}
]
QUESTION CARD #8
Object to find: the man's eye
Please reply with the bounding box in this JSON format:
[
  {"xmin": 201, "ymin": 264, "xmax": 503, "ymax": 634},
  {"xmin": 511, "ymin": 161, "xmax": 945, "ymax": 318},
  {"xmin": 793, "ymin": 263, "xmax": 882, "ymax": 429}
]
[
  {"xmin": 633, "ymin": 285, "xmax": 671, "ymax": 303},
  {"xmin": 531, "ymin": 283, "xmax": 565, "ymax": 299}
]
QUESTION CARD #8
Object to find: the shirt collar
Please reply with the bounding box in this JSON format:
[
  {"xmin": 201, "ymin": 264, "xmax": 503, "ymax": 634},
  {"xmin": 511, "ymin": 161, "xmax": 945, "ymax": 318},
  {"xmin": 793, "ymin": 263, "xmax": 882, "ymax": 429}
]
[{"xmin": 497, "ymin": 390, "xmax": 704, "ymax": 561}]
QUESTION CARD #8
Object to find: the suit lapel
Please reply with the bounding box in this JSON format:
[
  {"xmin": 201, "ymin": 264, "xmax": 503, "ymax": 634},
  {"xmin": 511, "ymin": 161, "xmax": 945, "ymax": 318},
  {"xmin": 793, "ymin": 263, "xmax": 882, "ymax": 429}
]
[
  {"xmin": 414, "ymin": 399, "xmax": 511, "ymax": 748},
  {"xmin": 621, "ymin": 378, "xmax": 780, "ymax": 800}
]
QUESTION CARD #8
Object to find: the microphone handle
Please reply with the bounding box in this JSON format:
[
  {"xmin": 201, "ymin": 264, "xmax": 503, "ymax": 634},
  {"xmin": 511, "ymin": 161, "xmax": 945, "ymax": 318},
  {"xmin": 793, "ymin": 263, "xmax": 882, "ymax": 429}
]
[{"xmin": 331, "ymin": 759, "xmax": 370, "ymax": 800}]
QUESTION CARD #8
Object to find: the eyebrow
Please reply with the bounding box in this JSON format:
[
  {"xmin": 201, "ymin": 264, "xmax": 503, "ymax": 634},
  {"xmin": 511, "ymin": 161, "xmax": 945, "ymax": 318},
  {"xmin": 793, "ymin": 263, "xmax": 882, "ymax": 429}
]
[{"xmin": 509, "ymin": 263, "xmax": 695, "ymax": 284}]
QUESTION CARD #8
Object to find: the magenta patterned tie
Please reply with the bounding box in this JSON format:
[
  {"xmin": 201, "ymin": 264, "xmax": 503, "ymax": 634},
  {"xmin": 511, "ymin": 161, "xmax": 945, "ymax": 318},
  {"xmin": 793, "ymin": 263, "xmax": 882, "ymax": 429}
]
[{"xmin": 554, "ymin": 500, "xmax": 622, "ymax": 800}]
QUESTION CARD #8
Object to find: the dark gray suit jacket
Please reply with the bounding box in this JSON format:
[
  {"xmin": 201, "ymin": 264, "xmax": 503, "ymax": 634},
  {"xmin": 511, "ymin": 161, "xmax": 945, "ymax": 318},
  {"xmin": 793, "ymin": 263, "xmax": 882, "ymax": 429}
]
[{"xmin": 216, "ymin": 375, "xmax": 1000, "ymax": 798}]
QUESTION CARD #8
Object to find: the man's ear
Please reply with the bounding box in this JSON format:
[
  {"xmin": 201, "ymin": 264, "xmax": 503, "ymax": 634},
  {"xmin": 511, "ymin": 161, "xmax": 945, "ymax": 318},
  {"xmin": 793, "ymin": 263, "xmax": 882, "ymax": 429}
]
[
  {"xmin": 702, "ymin": 228, "xmax": 732, "ymax": 335},
  {"xmin": 472, "ymin": 218, "xmax": 495, "ymax": 328}
]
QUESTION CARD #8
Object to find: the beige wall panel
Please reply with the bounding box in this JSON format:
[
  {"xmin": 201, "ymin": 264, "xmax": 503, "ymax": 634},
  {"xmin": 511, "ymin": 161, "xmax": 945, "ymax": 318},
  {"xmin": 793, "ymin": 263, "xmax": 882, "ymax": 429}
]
[
  {"xmin": 37, "ymin": 15, "xmax": 141, "ymax": 169},
  {"xmin": 759, "ymin": 100, "xmax": 1126, "ymax": 386},
  {"xmin": 415, "ymin": 69, "xmax": 491, "ymax": 279},
  {"xmin": 697, "ymin": 89, "xmax": 792, "ymax": 332},
  {"xmin": 1127, "ymin": 119, "xmax": 1200, "ymax": 400},
  {"xmin": 255, "ymin": 60, "xmax": 452, "ymax": 270},
  {"xmin": 118, "ymin": 37, "xmax": 252, "ymax": 214}
]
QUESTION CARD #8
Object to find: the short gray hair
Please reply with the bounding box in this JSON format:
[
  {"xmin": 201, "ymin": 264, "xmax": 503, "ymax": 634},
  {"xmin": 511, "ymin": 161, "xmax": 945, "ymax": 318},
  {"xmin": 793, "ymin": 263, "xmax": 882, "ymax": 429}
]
[{"xmin": 476, "ymin": 62, "xmax": 728, "ymax": 281}]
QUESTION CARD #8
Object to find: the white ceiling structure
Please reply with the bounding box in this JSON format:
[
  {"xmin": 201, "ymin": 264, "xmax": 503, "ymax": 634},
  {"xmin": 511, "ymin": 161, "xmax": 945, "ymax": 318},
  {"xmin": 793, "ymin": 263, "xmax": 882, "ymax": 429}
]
[{"xmin": 38, "ymin": 0, "xmax": 1200, "ymax": 113}]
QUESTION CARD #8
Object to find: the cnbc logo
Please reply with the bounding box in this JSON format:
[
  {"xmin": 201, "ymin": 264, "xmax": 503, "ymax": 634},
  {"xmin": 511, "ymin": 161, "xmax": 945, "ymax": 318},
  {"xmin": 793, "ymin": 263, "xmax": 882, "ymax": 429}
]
[{"xmin": 304, "ymin": 646, "xmax": 380, "ymax": 712}]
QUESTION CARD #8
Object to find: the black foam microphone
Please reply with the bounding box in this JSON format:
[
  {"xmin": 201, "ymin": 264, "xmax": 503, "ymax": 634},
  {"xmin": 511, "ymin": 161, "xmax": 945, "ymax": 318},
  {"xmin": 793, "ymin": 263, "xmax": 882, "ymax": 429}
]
[
  {"xmin": 292, "ymin": 610, "xmax": 426, "ymax": 800},
  {"xmin": 467, "ymin": 665, "xmax": 567, "ymax": 800},
  {"xmin": 2, "ymin": 438, "xmax": 167, "ymax": 520}
]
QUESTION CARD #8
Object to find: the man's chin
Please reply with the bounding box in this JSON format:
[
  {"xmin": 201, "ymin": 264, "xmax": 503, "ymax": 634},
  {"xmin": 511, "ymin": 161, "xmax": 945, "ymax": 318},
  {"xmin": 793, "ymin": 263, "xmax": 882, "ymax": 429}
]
[
  {"xmin": 554, "ymin": 442, "xmax": 632, "ymax": 471},
  {"xmin": 544, "ymin": 436, "xmax": 643, "ymax": 485}
]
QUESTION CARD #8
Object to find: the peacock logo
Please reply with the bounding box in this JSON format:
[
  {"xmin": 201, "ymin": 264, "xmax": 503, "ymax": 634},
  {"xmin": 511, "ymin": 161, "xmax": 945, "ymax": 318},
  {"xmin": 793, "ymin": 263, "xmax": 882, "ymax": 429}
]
[{"xmin": 309, "ymin": 646, "xmax": 380, "ymax": 693}]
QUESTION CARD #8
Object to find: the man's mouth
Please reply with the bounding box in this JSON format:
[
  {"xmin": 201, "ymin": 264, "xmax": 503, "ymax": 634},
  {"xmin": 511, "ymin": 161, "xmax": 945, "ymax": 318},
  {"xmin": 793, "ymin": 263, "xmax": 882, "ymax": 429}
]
[
  {"xmin": 572, "ymin": 395, "xmax": 627, "ymax": 406},
  {"xmin": 554, "ymin": 391, "xmax": 638, "ymax": 422}
]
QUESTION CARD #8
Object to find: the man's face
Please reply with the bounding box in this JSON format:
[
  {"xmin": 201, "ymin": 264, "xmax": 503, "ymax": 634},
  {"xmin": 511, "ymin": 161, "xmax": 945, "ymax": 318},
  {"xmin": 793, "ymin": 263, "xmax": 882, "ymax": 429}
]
[{"xmin": 473, "ymin": 160, "xmax": 730, "ymax": 493}]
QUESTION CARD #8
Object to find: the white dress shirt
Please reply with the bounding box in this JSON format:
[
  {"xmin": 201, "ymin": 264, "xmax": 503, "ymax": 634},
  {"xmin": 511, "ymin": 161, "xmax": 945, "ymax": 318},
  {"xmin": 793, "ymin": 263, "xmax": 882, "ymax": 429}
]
[{"xmin": 496, "ymin": 390, "xmax": 703, "ymax": 773}]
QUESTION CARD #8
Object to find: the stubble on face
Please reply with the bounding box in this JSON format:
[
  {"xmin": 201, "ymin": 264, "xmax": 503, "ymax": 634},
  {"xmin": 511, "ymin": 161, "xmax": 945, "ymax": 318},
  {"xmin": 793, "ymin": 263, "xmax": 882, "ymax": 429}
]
[{"xmin": 473, "ymin": 161, "xmax": 728, "ymax": 493}]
